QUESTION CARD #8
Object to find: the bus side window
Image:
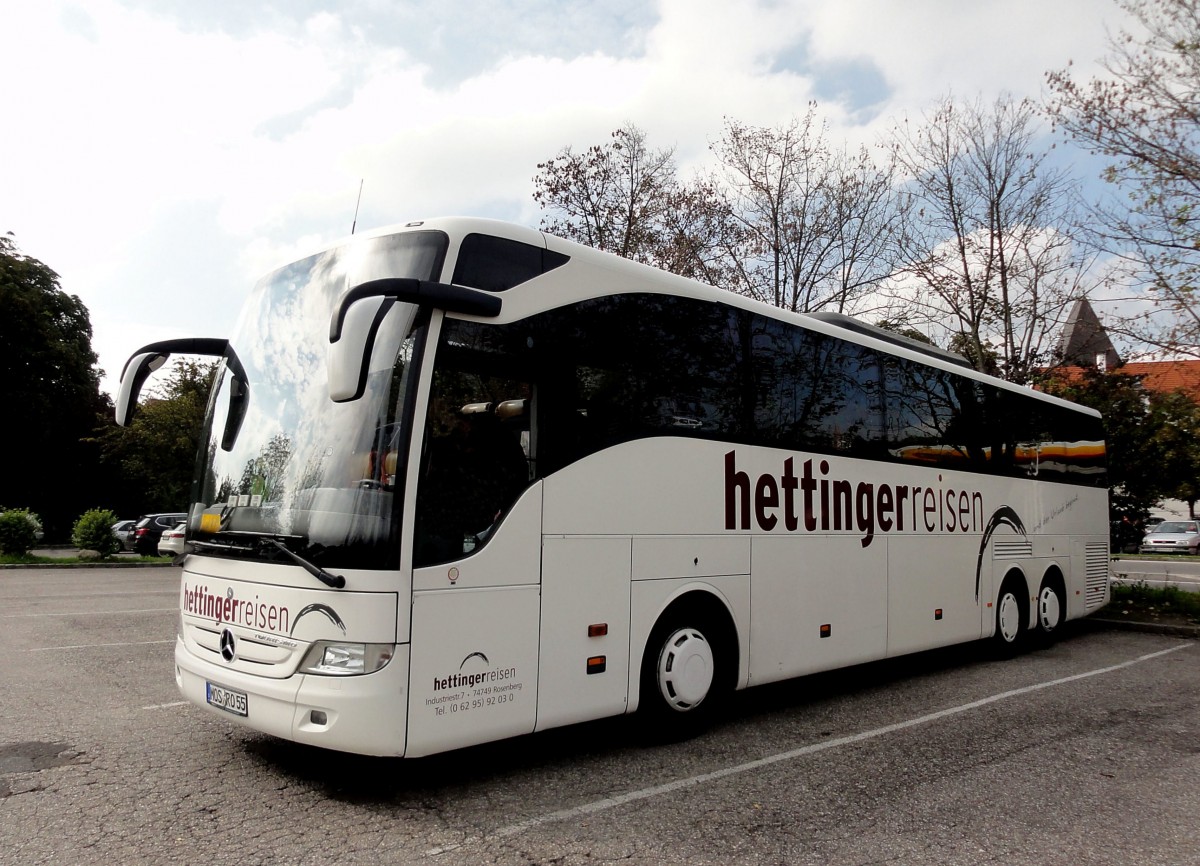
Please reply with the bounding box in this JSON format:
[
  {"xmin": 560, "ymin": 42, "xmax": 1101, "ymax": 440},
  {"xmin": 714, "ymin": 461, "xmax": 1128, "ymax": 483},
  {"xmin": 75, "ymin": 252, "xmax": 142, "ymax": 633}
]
[
  {"xmin": 414, "ymin": 367, "xmax": 531, "ymax": 566},
  {"xmin": 495, "ymin": 397, "xmax": 534, "ymax": 481}
]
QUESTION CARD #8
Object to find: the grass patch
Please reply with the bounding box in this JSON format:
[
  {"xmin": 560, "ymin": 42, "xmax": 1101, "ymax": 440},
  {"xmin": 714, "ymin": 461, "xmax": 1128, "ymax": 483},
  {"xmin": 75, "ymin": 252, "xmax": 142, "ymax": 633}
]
[
  {"xmin": 0, "ymin": 552, "xmax": 169, "ymax": 565},
  {"xmin": 1110, "ymin": 581, "xmax": 1200, "ymax": 624}
]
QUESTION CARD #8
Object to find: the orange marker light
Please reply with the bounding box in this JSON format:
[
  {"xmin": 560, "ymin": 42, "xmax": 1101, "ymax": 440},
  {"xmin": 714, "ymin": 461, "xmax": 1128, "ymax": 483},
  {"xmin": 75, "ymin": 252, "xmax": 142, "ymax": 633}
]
[{"xmin": 587, "ymin": 656, "xmax": 607, "ymax": 674}]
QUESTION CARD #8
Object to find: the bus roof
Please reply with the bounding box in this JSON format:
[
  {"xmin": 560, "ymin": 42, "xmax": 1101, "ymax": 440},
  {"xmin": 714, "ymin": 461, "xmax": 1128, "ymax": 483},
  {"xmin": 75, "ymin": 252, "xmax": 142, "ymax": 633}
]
[{"xmin": 283, "ymin": 216, "xmax": 1103, "ymax": 421}]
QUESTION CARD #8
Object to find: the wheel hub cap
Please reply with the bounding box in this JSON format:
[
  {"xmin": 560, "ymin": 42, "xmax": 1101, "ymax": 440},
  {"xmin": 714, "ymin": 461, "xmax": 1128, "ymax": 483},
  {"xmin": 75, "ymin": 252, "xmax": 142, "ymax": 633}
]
[
  {"xmin": 1039, "ymin": 587, "xmax": 1061, "ymax": 631},
  {"xmin": 998, "ymin": 593, "xmax": 1021, "ymax": 643},
  {"xmin": 657, "ymin": 628, "xmax": 714, "ymax": 711}
]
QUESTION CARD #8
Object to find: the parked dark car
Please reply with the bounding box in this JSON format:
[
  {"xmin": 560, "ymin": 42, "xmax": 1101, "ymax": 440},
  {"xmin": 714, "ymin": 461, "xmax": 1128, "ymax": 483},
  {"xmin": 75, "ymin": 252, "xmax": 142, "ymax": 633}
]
[{"xmin": 130, "ymin": 513, "xmax": 188, "ymax": 555}]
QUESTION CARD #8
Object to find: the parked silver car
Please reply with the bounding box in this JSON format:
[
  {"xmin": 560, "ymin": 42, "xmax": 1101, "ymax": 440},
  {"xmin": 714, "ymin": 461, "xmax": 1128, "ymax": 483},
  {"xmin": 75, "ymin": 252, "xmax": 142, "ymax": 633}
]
[
  {"xmin": 1139, "ymin": 520, "xmax": 1200, "ymax": 555},
  {"xmin": 111, "ymin": 519, "xmax": 137, "ymax": 549}
]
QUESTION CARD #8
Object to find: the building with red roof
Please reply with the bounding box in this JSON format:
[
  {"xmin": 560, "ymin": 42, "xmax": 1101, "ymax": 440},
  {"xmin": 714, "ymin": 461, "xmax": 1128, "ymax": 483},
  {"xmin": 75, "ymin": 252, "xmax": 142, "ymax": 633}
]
[{"xmin": 1054, "ymin": 298, "xmax": 1200, "ymax": 402}]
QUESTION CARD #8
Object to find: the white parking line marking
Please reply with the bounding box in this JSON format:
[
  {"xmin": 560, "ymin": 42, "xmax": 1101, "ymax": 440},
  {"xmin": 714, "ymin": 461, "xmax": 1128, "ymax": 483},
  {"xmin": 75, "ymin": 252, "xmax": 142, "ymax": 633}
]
[
  {"xmin": 29, "ymin": 640, "xmax": 175, "ymax": 652},
  {"xmin": 425, "ymin": 643, "xmax": 1193, "ymax": 856},
  {"xmin": 1, "ymin": 608, "xmax": 176, "ymax": 618},
  {"xmin": 142, "ymin": 701, "xmax": 189, "ymax": 710}
]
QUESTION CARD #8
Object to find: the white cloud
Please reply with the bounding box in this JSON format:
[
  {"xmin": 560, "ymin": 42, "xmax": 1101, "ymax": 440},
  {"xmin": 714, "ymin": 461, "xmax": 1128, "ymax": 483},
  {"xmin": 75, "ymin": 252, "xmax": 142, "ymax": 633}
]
[{"xmin": 0, "ymin": 0, "xmax": 1136, "ymax": 397}]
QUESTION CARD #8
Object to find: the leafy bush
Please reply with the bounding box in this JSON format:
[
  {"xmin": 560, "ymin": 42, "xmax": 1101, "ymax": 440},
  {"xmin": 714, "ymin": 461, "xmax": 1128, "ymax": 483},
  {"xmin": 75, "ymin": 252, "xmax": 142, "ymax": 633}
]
[
  {"xmin": 1110, "ymin": 581, "xmax": 1200, "ymax": 621},
  {"xmin": 72, "ymin": 508, "xmax": 121, "ymax": 558},
  {"xmin": 0, "ymin": 508, "xmax": 42, "ymax": 556}
]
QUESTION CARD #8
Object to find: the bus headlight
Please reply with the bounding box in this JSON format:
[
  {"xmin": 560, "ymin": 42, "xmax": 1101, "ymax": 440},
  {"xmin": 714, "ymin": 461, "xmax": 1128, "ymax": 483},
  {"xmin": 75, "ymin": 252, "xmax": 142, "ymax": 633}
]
[{"xmin": 299, "ymin": 642, "xmax": 395, "ymax": 676}]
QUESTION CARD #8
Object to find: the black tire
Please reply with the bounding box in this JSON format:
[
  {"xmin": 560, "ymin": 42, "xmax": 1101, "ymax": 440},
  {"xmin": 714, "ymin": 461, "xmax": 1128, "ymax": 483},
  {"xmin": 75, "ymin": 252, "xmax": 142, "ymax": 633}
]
[
  {"xmin": 639, "ymin": 604, "xmax": 733, "ymax": 737},
  {"xmin": 1035, "ymin": 576, "xmax": 1066, "ymax": 644},
  {"xmin": 992, "ymin": 579, "xmax": 1028, "ymax": 656}
]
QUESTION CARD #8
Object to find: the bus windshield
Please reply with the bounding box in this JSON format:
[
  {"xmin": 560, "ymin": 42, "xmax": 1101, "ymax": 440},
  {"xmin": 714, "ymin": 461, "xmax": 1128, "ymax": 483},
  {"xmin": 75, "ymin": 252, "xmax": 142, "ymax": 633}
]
[{"xmin": 188, "ymin": 230, "xmax": 447, "ymax": 570}]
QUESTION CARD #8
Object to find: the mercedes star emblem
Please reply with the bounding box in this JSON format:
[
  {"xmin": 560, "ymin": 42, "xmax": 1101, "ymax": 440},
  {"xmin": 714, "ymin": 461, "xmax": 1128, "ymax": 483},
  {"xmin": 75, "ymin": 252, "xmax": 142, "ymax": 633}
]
[{"xmin": 219, "ymin": 628, "xmax": 236, "ymax": 663}]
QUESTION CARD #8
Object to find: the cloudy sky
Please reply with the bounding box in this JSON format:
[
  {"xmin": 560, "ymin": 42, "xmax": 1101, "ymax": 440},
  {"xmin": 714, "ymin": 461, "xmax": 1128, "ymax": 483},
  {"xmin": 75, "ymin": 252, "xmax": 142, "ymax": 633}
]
[{"xmin": 2, "ymin": 0, "xmax": 1134, "ymax": 398}]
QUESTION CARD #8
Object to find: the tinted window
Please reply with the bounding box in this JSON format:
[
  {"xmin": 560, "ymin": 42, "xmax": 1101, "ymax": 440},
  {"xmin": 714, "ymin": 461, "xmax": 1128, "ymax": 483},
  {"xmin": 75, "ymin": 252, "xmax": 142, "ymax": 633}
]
[
  {"xmin": 884, "ymin": 359, "xmax": 984, "ymax": 469},
  {"xmin": 420, "ymin": 293, "xmax": 1105, "ymax": 518},
  {"xmin": 413, "ymin": 320, "xmax": 533, "ymax": 566},
  {"xmin": 451, "ymin": 233, "xmax": 569, "ymax": 292},
  {"xmin": 982, "ymin": 387, "xmax": 1106, "ymax": 483},
  {"xmin": 531, "ymin": 294, "xmax": 750, "ymax": 472},
  {"xmin": 751, "ymin": 317, "xmax": 885, "ymax": 457}
]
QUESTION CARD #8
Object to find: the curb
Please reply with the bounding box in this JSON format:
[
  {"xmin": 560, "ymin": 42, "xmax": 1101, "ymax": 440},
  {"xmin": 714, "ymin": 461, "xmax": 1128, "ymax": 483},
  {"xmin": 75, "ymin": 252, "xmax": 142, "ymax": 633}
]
[{"xmin": 1087, "ymin": 617, "xmax": 1200, "ymax": 639}]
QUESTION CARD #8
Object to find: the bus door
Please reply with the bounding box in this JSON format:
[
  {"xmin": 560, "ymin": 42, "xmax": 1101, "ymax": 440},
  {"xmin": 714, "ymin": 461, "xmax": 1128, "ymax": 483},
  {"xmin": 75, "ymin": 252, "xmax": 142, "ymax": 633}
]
[
  {"xmin": 532, "ymin": 365, "xmax": 633, "ymax": 731},
  {"xmin": 406, "ymin": 339, "xmax": 543, "ymax": 756}
]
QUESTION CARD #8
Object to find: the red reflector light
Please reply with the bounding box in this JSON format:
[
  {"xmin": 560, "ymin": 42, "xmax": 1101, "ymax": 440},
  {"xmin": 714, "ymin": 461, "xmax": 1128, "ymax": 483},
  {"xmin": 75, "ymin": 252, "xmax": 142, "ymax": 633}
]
[
  {"xmin": 587, "ymin": 623, "xmax": 608, "ymax": 637},
  {"xmin": 934, "ymin": 609, "xmax": 943, "ymax": 620}
]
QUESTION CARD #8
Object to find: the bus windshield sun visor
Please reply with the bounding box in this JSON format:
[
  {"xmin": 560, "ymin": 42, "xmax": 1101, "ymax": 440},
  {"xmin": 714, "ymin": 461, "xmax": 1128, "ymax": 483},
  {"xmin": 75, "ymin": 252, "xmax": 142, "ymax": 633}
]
[
  {"xmin": 328, "ymin": 278, "xmax": 502, "ymax": 344},
  {"xmin": 115, "ymin": 337, "xmax": 249, "ymax": 452}
]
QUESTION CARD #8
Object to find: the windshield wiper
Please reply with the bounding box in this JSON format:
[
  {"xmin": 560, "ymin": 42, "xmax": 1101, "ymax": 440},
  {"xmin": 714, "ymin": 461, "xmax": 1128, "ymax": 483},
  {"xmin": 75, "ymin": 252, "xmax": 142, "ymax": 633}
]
[
  {"xmin": 190, "ymin": 530, "xmax": 347, "ymax": 589},
  {"xmin": 258, "ymin": 538, "xmax": 346, "ymax": 589}
]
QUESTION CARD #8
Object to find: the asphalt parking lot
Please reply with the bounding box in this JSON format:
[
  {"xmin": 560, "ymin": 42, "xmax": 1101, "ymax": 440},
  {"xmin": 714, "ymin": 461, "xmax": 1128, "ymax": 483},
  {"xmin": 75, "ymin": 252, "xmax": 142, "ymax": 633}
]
[{"xmin": 1, "ymin": 566, "xmax": 1198, "ymax": 866}]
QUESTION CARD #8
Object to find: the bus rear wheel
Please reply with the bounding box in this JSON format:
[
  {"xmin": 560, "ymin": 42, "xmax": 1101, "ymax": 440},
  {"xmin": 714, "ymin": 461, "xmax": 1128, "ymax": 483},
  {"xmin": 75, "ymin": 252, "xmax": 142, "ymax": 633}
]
[{"xmin": 1036, "ymin": 577, "xmax": 1066, "ymax": 643}]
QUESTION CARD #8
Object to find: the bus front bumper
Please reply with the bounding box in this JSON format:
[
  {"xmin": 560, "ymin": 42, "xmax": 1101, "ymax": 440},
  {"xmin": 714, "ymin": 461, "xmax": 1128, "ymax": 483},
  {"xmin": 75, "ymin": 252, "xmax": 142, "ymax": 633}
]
[{"xmin": 174, "ymin": 637, "xmax": 410, "ymax": 757}]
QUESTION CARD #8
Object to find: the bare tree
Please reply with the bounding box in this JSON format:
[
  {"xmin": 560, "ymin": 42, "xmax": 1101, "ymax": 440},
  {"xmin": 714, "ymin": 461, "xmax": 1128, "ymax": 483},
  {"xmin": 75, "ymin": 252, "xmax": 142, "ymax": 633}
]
[
  {"xmin": 654, "ymin": 176, "xmax": 751, "ymax": 289},
  {"xmin": 711, "ymin": 107, "xmax": 902, "ymax": 314},
  {"xmin": 532, "ymin": 124, "xmax": 677, "ymax": 263},
  {"xmin": 1045, "ymin": 0, "xmax": 1200, "ymax": 358},
  {"xmin": 888, "ymin": 95, "xmax": 1096, "ymax": 383},
  {"xmin": 825, "ymin": 145, "xmax": 907, "ymax": 316},
  {"xmin": 532, "ymin": 113, "xmax": 902, "ymax": 317}
]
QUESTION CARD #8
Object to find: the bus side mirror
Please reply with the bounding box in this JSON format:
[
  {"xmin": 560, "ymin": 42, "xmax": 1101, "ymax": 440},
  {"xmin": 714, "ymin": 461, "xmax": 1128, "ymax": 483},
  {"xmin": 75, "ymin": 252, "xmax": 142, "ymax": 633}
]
[
  {"xmin": 115, "ymin": 337, "xmax": 248, "ymax": 451},
  {"xmin": 328, "ymin": 295, "xmax": 391, "ymax": 403},
  {"xmin": 116, "ymin": 351, "xmax": 168, "ymax": 427}
]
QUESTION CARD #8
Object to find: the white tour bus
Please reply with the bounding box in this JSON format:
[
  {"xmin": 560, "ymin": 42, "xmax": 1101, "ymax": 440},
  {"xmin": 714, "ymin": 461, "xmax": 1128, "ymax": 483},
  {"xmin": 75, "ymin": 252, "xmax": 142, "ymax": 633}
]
[{"xmin": 117, "ymin": 217, "xmax": 1110, "ymax": 757}]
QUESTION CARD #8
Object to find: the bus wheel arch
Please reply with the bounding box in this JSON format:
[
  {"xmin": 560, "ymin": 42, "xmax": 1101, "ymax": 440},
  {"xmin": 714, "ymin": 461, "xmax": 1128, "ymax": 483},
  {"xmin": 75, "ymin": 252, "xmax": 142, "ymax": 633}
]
[
  {"xmin": 1036, "ymin": 566, "xmax": 1067, "ymax": 640},
  {"xmin": 638, "ymin": 590, "xmax": 739, "ymax": 730},
  {"xmin": 992, "ymin": 568, "xmax": 1030, "ymax": 654}
]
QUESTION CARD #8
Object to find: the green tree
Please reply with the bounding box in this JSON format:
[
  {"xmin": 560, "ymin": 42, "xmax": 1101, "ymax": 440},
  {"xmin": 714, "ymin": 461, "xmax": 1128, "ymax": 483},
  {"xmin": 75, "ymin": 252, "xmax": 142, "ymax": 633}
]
[
  {"xmin": 1040, "ymin": 367, "xmax": 1200, "ymax": 526},
  {"xmin": 1045, "ymin": 0, "xmax": 1200, "ymax": 357},
  {"xmin": 1150, "ymin": 389, "xmax": 1200, "ymax": 517},
  {"xmin": 0, "ymin": 234, "xmax": 110, "ymax": 540},
  {"xmin": 99, "ymin": 360, "xmax": 216, "ymax": 513}
]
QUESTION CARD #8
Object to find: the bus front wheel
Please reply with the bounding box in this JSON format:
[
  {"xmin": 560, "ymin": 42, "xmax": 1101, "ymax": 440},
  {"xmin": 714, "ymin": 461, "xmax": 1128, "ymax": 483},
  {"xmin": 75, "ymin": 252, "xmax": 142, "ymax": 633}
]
[
  {"xmin": 653, "ymin": 626, "xmax": 714, "ymax": 713},
  {"xmin": 639, "ymin": 604, "xmax": 732, "ymax": 735}
]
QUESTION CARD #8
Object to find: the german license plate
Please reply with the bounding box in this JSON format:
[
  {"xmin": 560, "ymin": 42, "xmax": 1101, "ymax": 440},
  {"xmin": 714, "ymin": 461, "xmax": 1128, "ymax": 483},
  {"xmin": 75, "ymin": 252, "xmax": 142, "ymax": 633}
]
[{"xmin": 206, "ymin": 681, "xmax": 248, "ymax": 717}]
